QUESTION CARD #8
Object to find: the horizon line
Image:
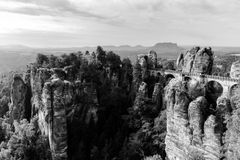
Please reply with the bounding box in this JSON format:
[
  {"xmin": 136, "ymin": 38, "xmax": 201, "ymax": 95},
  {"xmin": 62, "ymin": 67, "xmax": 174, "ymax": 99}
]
[{"xmin": 2, "ymin": 43, "xmax": 240, "ymax": 49}]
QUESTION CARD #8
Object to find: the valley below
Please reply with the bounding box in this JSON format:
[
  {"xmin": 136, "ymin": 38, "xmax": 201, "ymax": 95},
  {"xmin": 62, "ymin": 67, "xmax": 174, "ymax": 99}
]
[{"xmin": 0, "ymin": 44, "xmax": 239, "ymax": 160}]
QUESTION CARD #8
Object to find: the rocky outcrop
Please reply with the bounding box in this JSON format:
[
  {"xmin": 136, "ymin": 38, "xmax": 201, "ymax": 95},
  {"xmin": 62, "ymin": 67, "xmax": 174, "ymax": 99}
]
[
  {"xmin": 9, "ymin": 75, "xmax": 30, "ymax": 121},
  {"xmin": 177, "ymin": 47, "xmax": 214, "ymax": 74},
  {"xmin": 188, "ymin": 96, "xmax": 208, "ymax": 146},
  {"xmin": 42, "ymin": 78, "xmax": 71, "ymax": 160},
  {"xmin": 137, "ymin": 50, "xmax": 158, "ymax": 69},
  {"xmin": 148, "ymin": 50, "xmax": 157, "ymax": 68},
  {"xmin": 29, "ymin": 67, "xmax": 70, "ymax": 159},
  {"xmin": 230, "ymin": 60, "xmax": 240, "ymax": 79},
  {"xmin": 180, "ymin": 47, "xmax": 200, "ymax": 73},
  {"xmin": 152, "ymin": 83, "xmax": 162, "ymax": 103},
  {"xmin": 30, "ymin": 67, "xmax": 52, "ymax": 116},
  {"xmin": 202, "ymin": 115, "xmax": 222, "ymax": 160},
  {"xmin": 165, "ymin": 79, "xmax": 228, "ymax": 160},
  {"xmin": 28, "ymin": 65, "xmax": 99, "ymax": 160},
  {"xmin": 165, "ymin": 79, "xmax": 191, "ymax": 160},
  {"xmin": 224, "ymin": 86, "xmax": 240, "ymax": 160},
  {"xmin": 138, "ymin": 82, "xmax": 148, "ymax": 97},
  {"xmin": 176, "ymin": 53, "xmax": 184, "ymax": 71},
  {"xmin": 137, "ymin": 54, "xmax": 148, "ymax": 68},
  {"xmin": 192, "ymin": 47, "xmax": 214, "ymax": 74}
]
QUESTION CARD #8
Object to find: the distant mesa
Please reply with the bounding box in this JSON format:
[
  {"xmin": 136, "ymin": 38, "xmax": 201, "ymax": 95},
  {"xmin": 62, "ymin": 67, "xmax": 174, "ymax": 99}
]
[
  {"xmin": 152, "ymin": 42, "xmax": 178, "ymax": 48},
  {"xmin": 119, "ymin": 45, "xmax": 131, "ymax": 48}
]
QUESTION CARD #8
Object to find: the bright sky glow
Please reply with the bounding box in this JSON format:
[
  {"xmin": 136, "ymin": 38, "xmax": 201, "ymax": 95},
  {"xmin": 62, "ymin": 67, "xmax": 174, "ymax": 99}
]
[{"xmin": 0, "ymin": 0, "xmax": 240, "ymax": 47}]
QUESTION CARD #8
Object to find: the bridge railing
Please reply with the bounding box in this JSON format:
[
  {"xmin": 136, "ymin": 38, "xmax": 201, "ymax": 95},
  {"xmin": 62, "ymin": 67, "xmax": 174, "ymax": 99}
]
[
  {"xmin": 205, "ymin": 74, "xmax": 240, "ymax": 82},
  {"xmin": 150, "ymin": 69, "xmax": 240, "ymax": 83}
]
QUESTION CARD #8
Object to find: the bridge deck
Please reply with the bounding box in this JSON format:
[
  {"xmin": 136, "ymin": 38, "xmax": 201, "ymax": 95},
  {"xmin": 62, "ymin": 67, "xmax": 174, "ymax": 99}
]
[{"xmin": 151, "ymin": 69, "xmax": 240, "ymax": 83}]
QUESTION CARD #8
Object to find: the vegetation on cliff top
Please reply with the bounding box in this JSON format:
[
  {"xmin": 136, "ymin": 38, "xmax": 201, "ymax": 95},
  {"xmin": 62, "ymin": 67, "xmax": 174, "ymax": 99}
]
[{"xmin": 0, "ymin": 46, "xmax": 168, "ymax": 160}]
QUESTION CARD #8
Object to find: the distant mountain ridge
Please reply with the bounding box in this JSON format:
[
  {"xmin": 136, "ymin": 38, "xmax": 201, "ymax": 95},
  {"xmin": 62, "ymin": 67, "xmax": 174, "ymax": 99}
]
[
  {"xmin": 74, "ymin": 42, "xmax": 184, "ymax": 60},
  {"xmin": 1, "ymin": 42, "xmax": 237, "ymax": 74},
  {"xmin": 0, "ymin": 45, "xmax": 33, "ymax": 51},
  {"xmin": 0, "ymin": 42, "xmax": 183, "ymax": 52},
  {"xmin": 0, "ymin": 42, "xmax": 184, "ymax": 60}
]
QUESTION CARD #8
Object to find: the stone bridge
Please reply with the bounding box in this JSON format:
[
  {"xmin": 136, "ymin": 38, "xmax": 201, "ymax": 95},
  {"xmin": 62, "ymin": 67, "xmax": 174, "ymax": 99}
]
[{"xmin": 150, "ymin": 69, "xmax": 240, "ymax": 97}]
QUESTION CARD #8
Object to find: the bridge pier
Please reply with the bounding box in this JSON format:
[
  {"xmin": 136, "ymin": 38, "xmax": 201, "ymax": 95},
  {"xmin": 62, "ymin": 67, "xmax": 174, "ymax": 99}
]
[
  {"xmin": 221, "ymin": 86, "xmax": 230, "ymax": 98},
  {"xmin": 150, "ymin": 70, "xmax": 239, "ymax": 98}
]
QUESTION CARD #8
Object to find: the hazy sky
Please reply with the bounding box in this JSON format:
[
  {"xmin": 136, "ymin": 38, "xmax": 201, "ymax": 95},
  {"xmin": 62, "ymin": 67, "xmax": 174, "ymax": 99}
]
[{"xmin": 0, "ymin": 0, "xmax": 240, "ymax": 47}]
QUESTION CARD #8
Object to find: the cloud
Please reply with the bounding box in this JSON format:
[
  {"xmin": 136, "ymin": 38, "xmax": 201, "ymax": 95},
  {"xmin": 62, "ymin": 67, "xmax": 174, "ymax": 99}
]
[
  {"xmin": 0, "ymin": 0, "xmax": 115, "ymax": 20},
  {"xmin": 0, "ymin": 29, "xmax": 88, "ymax": 47},
  {"xmin": 1, "ymin": 0, "xmax": 240, "ymax": 47}
]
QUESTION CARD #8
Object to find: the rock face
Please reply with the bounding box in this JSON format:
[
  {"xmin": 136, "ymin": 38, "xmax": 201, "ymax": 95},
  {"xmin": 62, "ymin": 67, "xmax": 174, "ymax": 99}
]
[
  {"xmin": 152, "ymin": 83, "xmax": 162, "ymax": 103},
  {"xmin": 137, "ymin": 50, "xmax": 158, "ymax": 69},
  {"xmin": 148, "ymin": 50, "xmax": 157, "ymax": 68},
  {"xmin": 42, "ymin": 78, "xmax": 71, "ymax": 160},
  {"xmin": 29, "ymin": 68, "xmax": 70, "ymax": 160},
  {"xmin": 27, "ymin": 65, "xmax": 99, "ymax": 160},
  {"xmin": 230, "ymin": 60, "xmax": 240, "ymax": 79},
  {"xmin": 138, "ymin": 82, "xmax": 148, "ymax": 97},
  {"xmin": 30, "ymin": 67, "xmax": 52, "ymax": 116},
  {"xmin": 10, "ymin": 75, "xmax": 30, "ymax": 121},
  {"xmin": 192, "ymin": 47, "xmax": 214, "ymax": 74},
  {"xmin": 165, "ymin": 79, "xmax": 227, "ymax": 160},
  {"xmin": 224, "ymin": 85, "xmax": 240, "ymax": 160},
  {"xmin": 188, "ymin": 96, "xmax": 208, "ymax": 146},
  {"xmin": 176, "ymin": 53, "xmax": 184, "ymax": 71},
  {"xmin": 203, "ymin": 115, "xmax": 222, "ymax": 160},
  {"xmin": 177, "ymin": 47, "xmax": 214, "ymax": 74},
  {"xmin": 137, "ymin": 54, "xmax": 148, "ymax": 68}
]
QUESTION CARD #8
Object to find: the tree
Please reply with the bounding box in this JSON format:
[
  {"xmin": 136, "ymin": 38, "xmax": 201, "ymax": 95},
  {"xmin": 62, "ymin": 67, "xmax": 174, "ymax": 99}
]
[
  {"xmin": 48, "ymin": 55, "xmax": 58, "ymax": 68},
  {"xmin": 162, "ymin": 60, "xmax": 175, "ymax": 70},
  {"xmin": 36, "ymin": 54, "xmax": 49, "ymax": 67},
  {"xmin": 0, "ymin": 96, "xmax": 9, "ymax": 117},
  {"xmin": 122, "ymin": 58, "xmax": 132, "ymax": 69},
  {"xmin": 0, "ymin": 118, "xmax": 52, "ymax": 160},
  {"xmin": 106, "ymin": 51, "xmax": 121, "ymax": 77},
  {"xmin": 80, "ymin": 62, "xmax": 100, "ymax": 84},
  {"xmin": 121, "ymin": 58, "xmax": 133, "ymax": 91},
  {"xmin": 96, "ymin": 46, "xmax": 106, "ymax": 66}
]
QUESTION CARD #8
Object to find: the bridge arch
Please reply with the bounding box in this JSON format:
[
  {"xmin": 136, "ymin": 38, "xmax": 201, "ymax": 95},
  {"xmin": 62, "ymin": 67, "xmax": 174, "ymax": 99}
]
[
  {"xmin": 229, "ymin": 84, "xmax": 239, "ymax": 98},
  {"xmin": 205, "ymin": 80, "xmax": 224, "ymax": 106}
]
